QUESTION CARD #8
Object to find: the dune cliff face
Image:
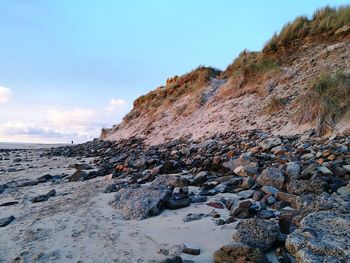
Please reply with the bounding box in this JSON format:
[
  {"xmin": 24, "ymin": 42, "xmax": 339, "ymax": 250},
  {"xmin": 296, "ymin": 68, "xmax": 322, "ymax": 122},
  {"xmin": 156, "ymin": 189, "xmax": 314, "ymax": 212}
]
[{"xmin": 102, "ymin": 22, "xmax": 350, "ymax": 145}]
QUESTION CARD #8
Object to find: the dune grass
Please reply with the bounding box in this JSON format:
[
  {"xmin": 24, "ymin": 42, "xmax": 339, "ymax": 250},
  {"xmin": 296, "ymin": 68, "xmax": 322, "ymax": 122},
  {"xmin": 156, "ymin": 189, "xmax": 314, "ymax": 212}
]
[
  {"xmin": 295, "ymin": 71, "xmax": 350, "ymax": 135},
  {"xmin": 264, "ymin": 5, "xmax": 350, "ymax": 51},
  {"xmin": 265, "ymin": 97, "xmax": 289, "ymax": 114}
]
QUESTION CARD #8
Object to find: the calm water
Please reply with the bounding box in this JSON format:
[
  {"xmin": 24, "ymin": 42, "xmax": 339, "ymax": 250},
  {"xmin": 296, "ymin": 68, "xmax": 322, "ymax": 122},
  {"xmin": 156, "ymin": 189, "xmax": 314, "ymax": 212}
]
[{"xmin": 0, "ymin": 142, "xmax": 69, "ymax": 150}]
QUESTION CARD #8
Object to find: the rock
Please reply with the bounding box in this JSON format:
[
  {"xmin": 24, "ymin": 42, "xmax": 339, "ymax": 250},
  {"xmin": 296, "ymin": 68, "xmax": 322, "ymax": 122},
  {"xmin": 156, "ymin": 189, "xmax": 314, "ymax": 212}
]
[
  {"xmin": 337, "ymin": 183, "xmax": 350, "ymax": 198},
  {"xmin": 343, "ymin": 164, "xmax": 350, "ymax": 172},
  {"xmin": 36, "ymin": 174, "xmax": 53, "ymax": 183},
  {"xmin": 233, "ymin": 165, "xmax": 258, "ymax": 177},
  {"xmin": 0, "ymin": 201, "xmax": 18, "ymax": 206},
  {"xmin": 152, "ymin": 174, "xmax": 189, "ymax": 188},
  {"xmin": 317, "ymin": 166, "xmax": 333, "ymax": 175},
  {"xmin": 215, "ymin": 219, "xmax": 226, "ymax": 226},
  {"xmin": 206, "ymin": 201, "xmax": 224, "ymax": 209},
  {"xmin": 183, "ymin": 213, "xmax": 207, "ymax": 223},
  {"xmin": 230, "ymin": 200, "xmax": 253, "ymax": 219},
  {"xmin": 276, "ymin": 192, "xmax": 297, "ymax": 204},
  {"xmin": 259, "ymin": 137, "xmax": 282, "ymax": 150},
  {"xmin": 241, "ymin": 176, "xmax": 255, "ymax": 189},
  {"xmin": 0, "ymin": 184, "xmax": 6, "ymax": 194},
  {"xmin": 159, "ymin": 256, "xmax": 183, "ymax": 263},
  {"xmin": 237, "ymin": 189, "xmax": 254, "ymax": 199},
  {"xmin": 191, "ymin": 171, "xmax": 208, "ymax": 186},
  {"xmin": 261, "ymin": 186, "xmax": 279, "ymax": 195},
  {"xmin": 286, "ymin": 211, "xmax": 350, "ymax": 263},
  {"xmin": 213, "ymin": 241, "xmax": 269, "ymax": 263},
  {"xmin": 69, "ymin": 170, "xmax": 89, "ymax": 182},
  {"xmin": 232, "ymin": 218, "xmax": 280, "ymax": 251},
  {"xmin": 0, "ymin": 215, "xmax": 15, "ymax": 227},
  {"xmin": 257, "ymin": 167, "xmax": 285, "ymax": 189},
  {"xmin": 165, "ymin": 197, "xmax": 190, "ymax": 210},
  {"xmin": 257, "ymin": 210, "xmax": 275, "ymax": 220},
  {"xmin": 113, "ymin": 186, "xmax": 171, "ymax": 220},
  {"xmin": 287, "ymin": 179, "xmax": 327, "ymax": 195},
  {"xmin": 32, "ymin": 189, "xmax": 56, "ymax": 203},
  {"xmin": 189, "ymin": 196, "xmax": 207, "ymax": 203},
  {"xmin": 286, "ymin": 162, "xmax": 301, "ymax": 179},
  {"xmin": 13, "ymin": 158, "xmax": 22, "ymax": 163},
  {"xmin": 182, "ymin": 245, "xmax": 200, "ymax": 256}
]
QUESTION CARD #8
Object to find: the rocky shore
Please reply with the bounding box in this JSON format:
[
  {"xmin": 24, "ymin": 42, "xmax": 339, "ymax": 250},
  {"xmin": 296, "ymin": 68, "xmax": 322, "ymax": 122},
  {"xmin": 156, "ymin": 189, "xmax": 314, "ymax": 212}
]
[{"xmin": 1, "ymin": 129, "xmax": 349, "ymax": 262}]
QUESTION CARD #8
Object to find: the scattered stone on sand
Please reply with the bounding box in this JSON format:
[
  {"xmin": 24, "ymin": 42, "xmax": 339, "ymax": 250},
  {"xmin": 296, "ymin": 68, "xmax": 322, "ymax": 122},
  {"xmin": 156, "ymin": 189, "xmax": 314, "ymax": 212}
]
[{"xmin": 0, "ymin": 215, "xmax": 15, "ymax": 227}]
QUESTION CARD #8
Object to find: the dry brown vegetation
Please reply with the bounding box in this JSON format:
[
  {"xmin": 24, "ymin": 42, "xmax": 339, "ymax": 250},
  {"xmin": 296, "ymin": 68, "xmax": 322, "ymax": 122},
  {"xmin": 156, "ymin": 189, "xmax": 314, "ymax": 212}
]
[
  {"xmin": 265, "ymin": 97, "xmax": 289, "ymax": 114},
  {"xmin": 124, "ymin": 66, "xmax": 221, "ymax": 122},
  {"xmin": 264, "ymin": 5, "xmax": 350, "ymax": 51},
  {"xmin": 295, "ymin": 71, "xmax": 350, "ymax": 135}
]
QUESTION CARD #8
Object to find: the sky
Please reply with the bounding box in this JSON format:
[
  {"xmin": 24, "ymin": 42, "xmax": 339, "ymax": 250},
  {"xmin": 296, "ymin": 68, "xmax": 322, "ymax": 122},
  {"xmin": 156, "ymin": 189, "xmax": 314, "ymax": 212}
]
[{"xmin": 0, "ymin": 0, "xmax": 348, "ymax": 143}]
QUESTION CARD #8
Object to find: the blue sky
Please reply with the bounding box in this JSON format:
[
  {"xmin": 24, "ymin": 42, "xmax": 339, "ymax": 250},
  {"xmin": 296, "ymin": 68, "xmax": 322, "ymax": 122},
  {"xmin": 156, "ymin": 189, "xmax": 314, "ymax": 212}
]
[{"xmin": 0, "ymin": 0, "xmax": 348, "ymax": 143}]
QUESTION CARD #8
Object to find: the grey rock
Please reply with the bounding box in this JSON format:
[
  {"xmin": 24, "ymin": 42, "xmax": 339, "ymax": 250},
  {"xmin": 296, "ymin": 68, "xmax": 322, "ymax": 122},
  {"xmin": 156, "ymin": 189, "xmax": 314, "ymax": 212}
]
[
  {"xmin": 237, "ymin": 190, "xmax": 254, "ymax": 199},
  {"xmin": 286, "ymin": 162, "xmax": 301, "ymax": 179},
  {"xmin": 32, "ymin": 189, "xmax": 56, "ymax": 203},
  {"xmin": 183, "ymin": 213, "xmax": 207, "ymax": 223},
  {"xmin": 257, "ymin": 167, "xmax": 285, "ymax": 189},
  {"xmin": 192, "ymin": 171, "xmax": 208, "ymax": 186},
  {"xmin": 232, "ymin": 218, "xmax": 280, "ymax": 251},
  {"xmin": 0, "ymin": 215, "xmax": 15, "ymax": 227},
  {"xmin": 259, "ymin": 137, "xmax": 282, "ymax": 150},
  {"xmin": 261, "ymin": 185, "xmax": 279, "ymax": 195},
  {"xmin": 287, "ymin": 179, "xmax": 326, "ymax": 195},
  {"xmin": 113, "ymin": 185, "xmax": 171, "ymax": 220},
  {"xmin": 152, "ymin": 174, "xmax": 189, "ymax": 188},
  {"xmin": 165, "ymin": 197, "xmax": 190, "ymax": 210},
  {"xmin": 337, "ymin": 183, "xmax": 350, "ymax": 198},
  {"xmin": 317, "ymin": 166, "xmax": 333, "ymax": 176},
  {"xmin": 286, "ymin": 211, "xmax": 350, "ymax": 263}
]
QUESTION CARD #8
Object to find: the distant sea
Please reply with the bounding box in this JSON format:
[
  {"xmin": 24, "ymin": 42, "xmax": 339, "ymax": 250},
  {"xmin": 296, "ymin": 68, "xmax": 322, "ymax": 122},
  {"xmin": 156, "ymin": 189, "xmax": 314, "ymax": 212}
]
[{"xmin": 0, "ymin": 142, "xmax": 69, "ymax": 150}]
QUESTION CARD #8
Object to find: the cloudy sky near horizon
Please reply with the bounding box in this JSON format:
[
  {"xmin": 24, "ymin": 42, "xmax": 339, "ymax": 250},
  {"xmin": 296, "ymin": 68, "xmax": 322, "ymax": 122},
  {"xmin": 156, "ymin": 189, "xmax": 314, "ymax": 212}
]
[{"xmin": 0, "ymin": 0, "xmax": 348, "ymax": 143}]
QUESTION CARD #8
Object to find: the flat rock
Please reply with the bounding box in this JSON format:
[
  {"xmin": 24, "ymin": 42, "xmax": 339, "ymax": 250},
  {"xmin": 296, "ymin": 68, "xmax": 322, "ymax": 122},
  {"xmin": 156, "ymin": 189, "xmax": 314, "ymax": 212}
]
[
  {"xmin": 32, "ymin": 189, "xmax": 56, "ymax": 203},
  {"xmin": 286, "ymin": 211, "xmax": 350, "ymax": 263},
  {"xmin": 0, "ymin": 215, "xmax": 15, "ymax": 227},
  {"xmin": 113, "ymin": 185, "xmax": 171, "ymax": 220}
]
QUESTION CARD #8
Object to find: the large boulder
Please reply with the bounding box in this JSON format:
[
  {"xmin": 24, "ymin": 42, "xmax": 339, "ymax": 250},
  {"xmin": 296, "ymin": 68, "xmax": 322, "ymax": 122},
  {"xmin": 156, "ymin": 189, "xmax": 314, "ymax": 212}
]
[
  {"xmin": 232, "ymin": 218, "xmax": 280, "ymax": 251},
  {"xmin": 287, "ymin": 179, "xmax": 327, "ymax": 195},
  {"xmin": 257, "ymin": 167, "xmax": 285, "ymax": 189},
  {"xmin": 286, "ymin": 211, "xmax": 350, "ymax": 263},
  {"xmin": 213, "ymin": 241, "xmax": 269, "ymax": 263},
  {"xmin": 113, "ymin": 186, "xmax": 171, "ymax": 220}
]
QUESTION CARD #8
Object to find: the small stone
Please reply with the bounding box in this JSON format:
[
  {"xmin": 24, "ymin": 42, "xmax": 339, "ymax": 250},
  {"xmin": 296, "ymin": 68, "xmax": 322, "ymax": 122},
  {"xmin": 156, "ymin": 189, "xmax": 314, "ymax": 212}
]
[
  {"xmin": 285, "ymin": 162, "xmax": 301, "ymax": 179},
  {"xmin": 32, "ymin": 189, "xmax": 56, "ymax": 203},
  {"xmin": 182, "ymin": 245, "xmax": 200, "ymax": 256},
  {"xmin": 206, "ymin": 201, "xmax": 224, "ymax": 209},
  {"xmin": 261, "ymin": 186, "xmax": 279, "ymax": 195},
  {"xmin": 0, "ymin": 215, "xmax": 15, "ymax": 227},
  {"xmin": 183, "ymin": 213, "xmax": 207, "ymax": 223},
  {"xmin": 237, "ymin": 190, "xmax": 254, "ymax": 199},
  {"xmin": 317, "ymin": 166, "xmax": 333, "ymax": 175}
]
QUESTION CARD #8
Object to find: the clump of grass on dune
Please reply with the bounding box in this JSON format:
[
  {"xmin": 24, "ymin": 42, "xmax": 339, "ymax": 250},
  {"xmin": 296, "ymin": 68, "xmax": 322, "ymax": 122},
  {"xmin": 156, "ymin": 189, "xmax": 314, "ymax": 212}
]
[
  {"xmin": 264, "ymin": 5, "xmax": 350, "ymax": 51},
  {"xmin": 124, "ymin": 66, "xmax": 221, "ymax": 122},
  {"xmin": 295, "ymin": 71, "xmax": 350, "ymax": 135},
  {"xmin": 222, "ymin": 50, "xmax": 279, "ymax": 80},
  {"xmin": 265, "ymin": 97, "xmax": 289, "ymax": 114}
]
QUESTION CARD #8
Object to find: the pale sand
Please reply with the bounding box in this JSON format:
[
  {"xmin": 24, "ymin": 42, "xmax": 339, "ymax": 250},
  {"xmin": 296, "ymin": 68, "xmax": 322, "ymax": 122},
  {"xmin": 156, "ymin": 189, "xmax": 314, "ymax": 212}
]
[{"xmin": 0, "ymin": 149, "xmax": 261, "ymax": 263}]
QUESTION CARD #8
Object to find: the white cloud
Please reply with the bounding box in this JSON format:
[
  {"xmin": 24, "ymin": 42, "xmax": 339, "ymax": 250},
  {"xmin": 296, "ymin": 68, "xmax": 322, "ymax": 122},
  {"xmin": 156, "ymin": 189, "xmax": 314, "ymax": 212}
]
[
  {"xmin": 0, "ymin": 86, "xmax": 12, "ymax": 104},
  {"xmin": 0, "ymin": 98, "xmax": 131, "ymax": 143},
  {"xmin": 105, "ymin": 98, "xmax": 127, "ymax": 111}
]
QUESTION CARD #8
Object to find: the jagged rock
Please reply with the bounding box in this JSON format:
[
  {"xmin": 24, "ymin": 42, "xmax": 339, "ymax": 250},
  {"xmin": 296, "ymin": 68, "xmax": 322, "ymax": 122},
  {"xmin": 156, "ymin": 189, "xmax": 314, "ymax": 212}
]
[
  {"xmin": 69, "ymin": 170, "xmax": 89, "ymax": 182},
  {"xmin": 32, "ymin": 189, "xmax": 56, "ymax": 203},
  {"xmin": 232, "ymin": 218, "xmax": 280, "ymax": 251},
  {"xmin": 0, "ymin": 215, "xmax": 15, "ymax": 227},
  {"xmin": 237, "ymin": 189, "xmax": 254, "ymax": 199},
  {"xmin": 317, "ymin": 166, "xmax": 333, "ymax": 175},
  {"xmin": 261, "ymin": 186, "xmax": 279, "ymax": 195},
  {"xmin": 213, "ymin": 241, "xmax": 269, "ymax": 263},
  {"xmin": 259, "ymin": 137, "xmax": 282, "ymax": 150},
  {"xmin": 286, "ymin": 211, "xmax": 350, "ymax": 263},
  {"xmin": 276, "ymin": 191, "xmax": 297, "ymax": 204},
  {"xmin": 151, "ymin": 174, "xmax": 189, "ymax": 188},
  {"xmin": 257, "ymin": 167, "xmax": 285, "ymax": 189},
  {"xmin": 113, "ymin": 186, "xmax": 171, "ymax": 220}
]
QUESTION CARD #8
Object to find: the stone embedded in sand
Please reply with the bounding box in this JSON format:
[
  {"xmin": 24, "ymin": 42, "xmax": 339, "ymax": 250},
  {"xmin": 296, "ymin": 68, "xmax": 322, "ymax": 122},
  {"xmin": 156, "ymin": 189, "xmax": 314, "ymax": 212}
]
[
  {"xmin": 0, "ymin": 215, "xmax": 15, "ymax": 227},
  {"xmin": 257, "ymin": 167, "xmax": 285, "ymax": 189},
  {"xmin": 32, "ymin": 189, "xmax": 56, "ymax": 203},
  {"xmin": 286, "ymin": 211, "xmax": 350, "ymax": 263},
  {"xmin": 113, "ymin": 185, "xmax": 172, "ymax": 220},
  {"xmin": 232, "ymin": 218, "xmax": 280, "ymax": 251},
  {"xmin": 165, "ymin": 197, "xmax": 190, "ymax": 210},
  {"xmin": 213, "ymin": 241, "xmax": 269, "ymax": 263}
]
